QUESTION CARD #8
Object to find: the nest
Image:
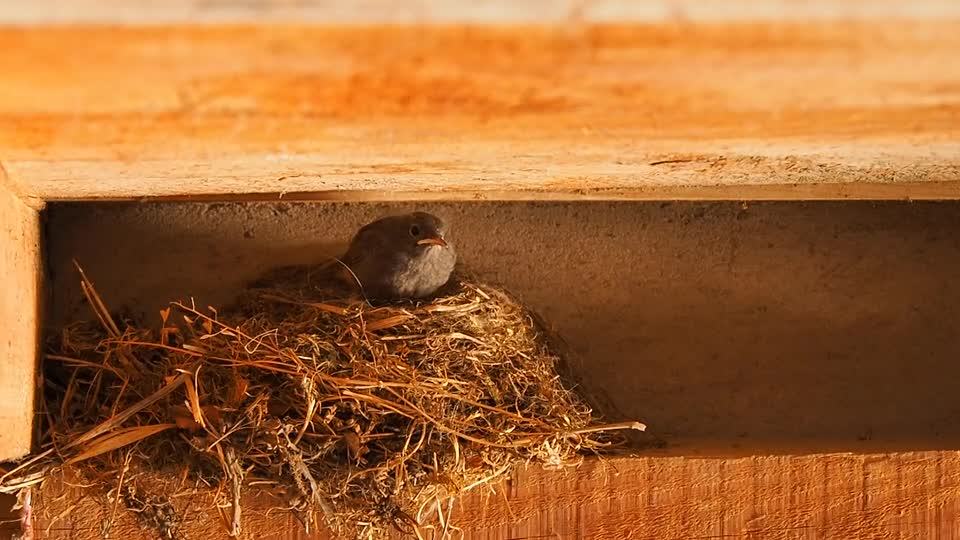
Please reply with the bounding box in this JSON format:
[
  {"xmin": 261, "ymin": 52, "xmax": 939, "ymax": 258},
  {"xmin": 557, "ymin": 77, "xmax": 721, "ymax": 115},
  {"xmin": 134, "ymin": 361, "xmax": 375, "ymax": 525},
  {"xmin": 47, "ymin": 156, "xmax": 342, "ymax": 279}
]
[{"xmin": 0, "ymin": 262, "xmax": 644, "ymax": 539}]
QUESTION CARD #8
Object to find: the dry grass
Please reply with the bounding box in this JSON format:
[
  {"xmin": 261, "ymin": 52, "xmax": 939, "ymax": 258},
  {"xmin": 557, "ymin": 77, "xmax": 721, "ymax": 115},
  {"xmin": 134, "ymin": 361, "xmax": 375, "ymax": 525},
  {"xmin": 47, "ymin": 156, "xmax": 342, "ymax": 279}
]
[{"xmin": 0, "ymin": 262, "xmax": 644, "ymax": 539}]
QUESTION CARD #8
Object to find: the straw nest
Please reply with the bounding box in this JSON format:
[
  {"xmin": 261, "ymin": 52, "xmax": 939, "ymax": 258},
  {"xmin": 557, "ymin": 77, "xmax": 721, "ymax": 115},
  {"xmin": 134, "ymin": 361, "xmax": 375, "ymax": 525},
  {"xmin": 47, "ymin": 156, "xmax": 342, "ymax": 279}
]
[{"xmin": 0, "ymin": 262, "xmax": 644, "ymax": 539}]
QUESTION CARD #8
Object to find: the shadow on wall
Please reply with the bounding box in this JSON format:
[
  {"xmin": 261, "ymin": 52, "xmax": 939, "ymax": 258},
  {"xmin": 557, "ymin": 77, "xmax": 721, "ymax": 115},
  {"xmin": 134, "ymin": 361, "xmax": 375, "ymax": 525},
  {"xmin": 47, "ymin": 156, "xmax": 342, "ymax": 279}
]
[{"xmin": 44, "ymin": 200, "xmax": 960, "ymax": 456}]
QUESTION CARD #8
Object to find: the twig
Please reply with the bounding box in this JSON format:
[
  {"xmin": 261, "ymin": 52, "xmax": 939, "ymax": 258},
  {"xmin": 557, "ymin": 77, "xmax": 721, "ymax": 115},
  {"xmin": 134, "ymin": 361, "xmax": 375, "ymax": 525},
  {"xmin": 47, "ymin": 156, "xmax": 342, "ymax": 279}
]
[
  {"xmin": 440, "ymin": 496, "xmax": 454, "ymax": 540},
  {"xmin": 564, "ymin": 421, "xmax": 647, "ymax": 436},
  {"xmin": 107, "ymin": 449, "xmax": 134, "ymax": 534},
  {"xmin": 225, "ymin": 448, "xmax": 243, "ymax": 537},
  {"xmin": 73, "ymin": 260, "xmax": 120, "ymax": 338},
  {"xmin": 14, "ymin": 486, "xmax": 32, "ymax": 540}
]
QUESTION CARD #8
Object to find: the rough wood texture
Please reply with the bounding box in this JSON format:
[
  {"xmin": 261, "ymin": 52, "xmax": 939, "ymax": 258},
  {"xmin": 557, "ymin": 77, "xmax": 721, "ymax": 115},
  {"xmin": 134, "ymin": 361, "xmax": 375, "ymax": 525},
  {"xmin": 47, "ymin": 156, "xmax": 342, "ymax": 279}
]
[
  {"xmin": 458, "ymin": 452, "xmax": 960, "ymax": 539},
  {"xmin": 1, "ymin": 21, "xmax": 958, "ymax": 202},
  {"xmin": 32, "ymin": 452, "xmax": 960, "ymax": 539},
  {"xmin": 0, "ymin": 180, "xmax": 40, "ymax": 461}
]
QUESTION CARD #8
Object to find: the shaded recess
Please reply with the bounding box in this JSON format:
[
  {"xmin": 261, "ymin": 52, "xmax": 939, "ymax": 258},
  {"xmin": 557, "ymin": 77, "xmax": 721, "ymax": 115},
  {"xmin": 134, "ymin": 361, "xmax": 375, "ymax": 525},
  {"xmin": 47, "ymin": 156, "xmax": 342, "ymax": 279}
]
[{"xmin": 39, "ymin": 200, "xmax": 960, "ymax": 457}]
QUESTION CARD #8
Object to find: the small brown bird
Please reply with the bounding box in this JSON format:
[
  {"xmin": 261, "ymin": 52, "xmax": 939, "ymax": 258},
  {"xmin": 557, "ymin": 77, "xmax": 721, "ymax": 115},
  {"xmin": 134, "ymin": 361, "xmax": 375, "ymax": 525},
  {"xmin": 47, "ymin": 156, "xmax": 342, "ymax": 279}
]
[{"xmin": 340, "ymin": 211, "xmax": 457, "ymax": 301}]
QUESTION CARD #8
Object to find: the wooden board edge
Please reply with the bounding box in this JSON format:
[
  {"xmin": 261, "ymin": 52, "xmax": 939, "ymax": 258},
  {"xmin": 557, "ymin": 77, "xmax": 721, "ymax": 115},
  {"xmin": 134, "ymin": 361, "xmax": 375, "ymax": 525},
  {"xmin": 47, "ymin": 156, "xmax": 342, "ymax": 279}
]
[
  {"xmin": 24, "ymin": 450, "xmax": 960, "ymax": 539},
  {"xmin": 32, "ymin": 181, "xmax": 960, "ymax": 203},
  {"xmin": 0, "ymin": 181, "xmax": 41, "ymax": 462}
]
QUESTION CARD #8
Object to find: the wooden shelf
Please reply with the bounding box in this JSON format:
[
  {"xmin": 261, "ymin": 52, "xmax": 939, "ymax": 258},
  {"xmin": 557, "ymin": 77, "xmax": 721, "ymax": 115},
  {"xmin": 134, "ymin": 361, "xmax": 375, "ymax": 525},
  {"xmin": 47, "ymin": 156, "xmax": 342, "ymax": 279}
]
[
  {"xmin": 1, "ymin": 21, "xmax": 958, "ymax": 203},
  {"xmin": 32, "ymin": 451, "xmax": 960, "ymax": 539}
]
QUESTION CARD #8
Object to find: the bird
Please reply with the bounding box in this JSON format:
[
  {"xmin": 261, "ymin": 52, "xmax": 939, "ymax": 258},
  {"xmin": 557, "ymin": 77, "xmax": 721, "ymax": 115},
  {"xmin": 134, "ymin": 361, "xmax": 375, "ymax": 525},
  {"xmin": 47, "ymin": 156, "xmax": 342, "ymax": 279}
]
[
  {"xmin": 338, "ymin": 211, "xmax": 457, "ymax": 301},
  {"xmin": 241, "ymin": 212, "xmax": 457, "ymax": 305}
]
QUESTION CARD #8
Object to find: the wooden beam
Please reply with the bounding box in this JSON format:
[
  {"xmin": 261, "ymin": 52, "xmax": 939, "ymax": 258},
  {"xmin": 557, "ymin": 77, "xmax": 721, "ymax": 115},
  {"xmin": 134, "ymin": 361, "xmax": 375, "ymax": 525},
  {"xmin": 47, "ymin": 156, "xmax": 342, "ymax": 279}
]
[
  {"xmin": 32, "ymin": 451, "xmax": 960, "ymax": 539},
  {"xmin": 456, "ymin": 452, "xmax": 960, "ymax": 539},
  {"xmin": 1, "ymin": 22, "xmax": 957, "ymax": 201},
  {"xmin": 28, "ymin": 182, "xmax": 960, "ymax": 203},
  {"xmin": 0, "ymin": 175, "xmax": 40, "ymax": 461}
]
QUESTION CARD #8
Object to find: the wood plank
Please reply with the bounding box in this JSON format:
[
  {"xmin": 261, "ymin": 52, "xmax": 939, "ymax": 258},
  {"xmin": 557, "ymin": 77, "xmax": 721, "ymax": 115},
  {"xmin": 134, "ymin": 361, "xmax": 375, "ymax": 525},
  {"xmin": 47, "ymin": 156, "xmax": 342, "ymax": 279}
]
[
  {"xmin": 455, "ymin": 452, "xmax": 960, "ymax": 539},
  {"xmin": 30, "ymin": 452, "xmax": 960, "ymax": 539},
  {"xmin": 3, "ymin": 0, "xmax": 960, "ymax": 24},
  {"xmin": 48, "ymin": 182, "xmax": 960, "ymax": 203},
  {"xmin": 1, "ymin": 22, "xmax": 958, "ymax": 201},
  {"xmin": 0, "ymin": 179, "xmax": 40, "ymax": 461}
]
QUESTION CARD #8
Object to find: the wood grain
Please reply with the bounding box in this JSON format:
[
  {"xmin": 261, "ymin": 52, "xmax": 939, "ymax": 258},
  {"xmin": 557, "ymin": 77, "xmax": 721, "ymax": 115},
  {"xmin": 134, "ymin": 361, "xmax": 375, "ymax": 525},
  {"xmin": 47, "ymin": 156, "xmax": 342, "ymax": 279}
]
[
  {"xmin": 1, "ymin": 21, "xmax": 958, "ymax": 202},
  {"xmin": 31, "ymin": 452, "xmax": 960, "ymax": 539},
  {"xmin": 0, "ymin": 180, "xmax": 40, "ymax": 461},
  {"xmin": 455, "ymin": 452, "xmax": 960, "ymax": 540}
]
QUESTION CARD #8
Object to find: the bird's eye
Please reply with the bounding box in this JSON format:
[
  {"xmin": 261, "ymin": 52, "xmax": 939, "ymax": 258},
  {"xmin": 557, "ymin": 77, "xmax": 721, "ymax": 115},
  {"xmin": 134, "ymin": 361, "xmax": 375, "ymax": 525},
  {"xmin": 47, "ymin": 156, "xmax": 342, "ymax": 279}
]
[{"xmin": 409, "ymin": 224, "xmax": 421, "ymax": 237}]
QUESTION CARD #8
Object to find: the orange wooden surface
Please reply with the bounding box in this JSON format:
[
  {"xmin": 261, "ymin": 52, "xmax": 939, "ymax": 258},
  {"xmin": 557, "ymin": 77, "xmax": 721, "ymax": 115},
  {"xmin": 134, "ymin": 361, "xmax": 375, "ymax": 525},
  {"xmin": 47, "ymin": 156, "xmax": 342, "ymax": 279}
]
[
  {"xmin": 0, "ymin": 183, "xmax": 39, "ymax": 461},
  {"xmin": 0, "ymin": 22, "xmax": 958, "ymax": 202},
  {"xmin": 28, "ymin": 451, "xmax": 960, "ymax": 539}
]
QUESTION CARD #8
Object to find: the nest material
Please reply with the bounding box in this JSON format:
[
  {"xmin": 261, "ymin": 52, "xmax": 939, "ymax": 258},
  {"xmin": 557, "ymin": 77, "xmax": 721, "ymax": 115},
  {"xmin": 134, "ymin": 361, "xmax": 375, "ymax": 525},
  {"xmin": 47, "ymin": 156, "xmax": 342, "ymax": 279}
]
[{"xmin": 1, "ymin": 262, "xmax": 644, "ymax": 539}]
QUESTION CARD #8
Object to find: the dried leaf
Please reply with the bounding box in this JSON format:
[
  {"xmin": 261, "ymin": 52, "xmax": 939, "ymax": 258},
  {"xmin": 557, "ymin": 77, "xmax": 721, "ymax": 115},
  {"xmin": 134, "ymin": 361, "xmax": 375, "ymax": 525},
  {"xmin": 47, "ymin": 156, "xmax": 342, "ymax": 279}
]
[
  {"xmin": 231, "ymin": 377, "xmax": 249, "ymax": 408},
  {"xmin": 343, "ymin": 432, "xmax": 361, "ymax": 460},
  {"xmin": 201, "ymin": 405, "xmax": 223, "ymax": 429},
  {"xmin": 64, "ymin": 373, "xmax": 187, "ymax": 451},
  {"xmin": 365, "ymin": 314, "xmax": 412, "ymax": 332},
  {"xmin": 184, "ymin": 374, "xmax": 206, "ymax": 429},
  {"xmin": 66, "ymin": 424, "xmax": 176, "ymax": 465},
  {"xmin": 172, "ymin": 406, "xmax": 202, "ymax": 431},
  {"xmin": 310, "ymin": 302, "xmax": 348, "ymax": 315}
]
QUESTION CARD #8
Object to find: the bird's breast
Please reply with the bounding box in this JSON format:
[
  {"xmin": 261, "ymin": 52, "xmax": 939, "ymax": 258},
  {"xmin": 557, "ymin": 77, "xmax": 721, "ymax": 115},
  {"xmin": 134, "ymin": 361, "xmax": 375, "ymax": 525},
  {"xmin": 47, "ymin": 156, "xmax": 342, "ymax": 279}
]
[{"xmin": 392, "ymin": 247, "xmax": 456, "ymax": 299}]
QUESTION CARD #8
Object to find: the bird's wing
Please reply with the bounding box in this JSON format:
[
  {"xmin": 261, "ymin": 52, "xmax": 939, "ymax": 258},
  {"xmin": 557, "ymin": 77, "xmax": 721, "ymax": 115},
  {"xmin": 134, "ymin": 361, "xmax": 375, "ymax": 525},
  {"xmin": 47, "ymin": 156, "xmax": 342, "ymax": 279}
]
[
  {"xmin": 341, "ymin": 226, "xmax": 386, "ymax": 268},
  {"xmin": 341, "ymin": 226, "xmax": 408, "ymax": 296}
]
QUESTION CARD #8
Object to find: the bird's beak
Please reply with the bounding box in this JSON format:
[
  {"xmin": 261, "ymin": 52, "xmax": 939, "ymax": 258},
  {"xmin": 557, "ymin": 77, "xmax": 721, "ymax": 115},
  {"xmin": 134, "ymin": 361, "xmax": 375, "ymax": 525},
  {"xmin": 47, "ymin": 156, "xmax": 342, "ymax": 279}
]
[{"xmin": 417, "ymin": 237, "xmax": 447, "ymax": 247}]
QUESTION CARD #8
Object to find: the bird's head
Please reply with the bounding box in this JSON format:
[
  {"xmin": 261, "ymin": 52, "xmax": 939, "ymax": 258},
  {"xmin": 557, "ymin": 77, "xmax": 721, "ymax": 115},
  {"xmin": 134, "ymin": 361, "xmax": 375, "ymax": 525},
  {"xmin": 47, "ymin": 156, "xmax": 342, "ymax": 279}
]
[{"xmin": 402, "ymin": 212, "xmax": 450, "ymax": 251}]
